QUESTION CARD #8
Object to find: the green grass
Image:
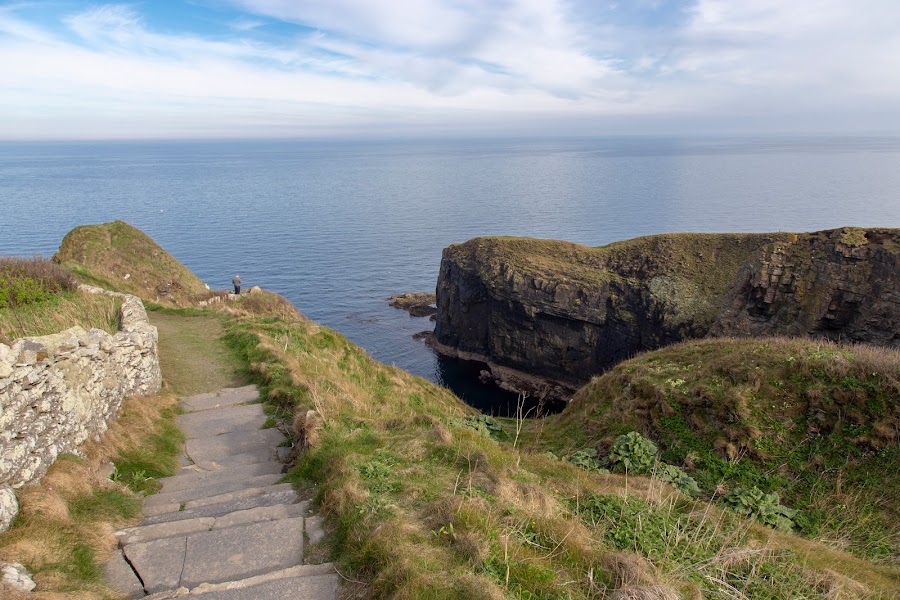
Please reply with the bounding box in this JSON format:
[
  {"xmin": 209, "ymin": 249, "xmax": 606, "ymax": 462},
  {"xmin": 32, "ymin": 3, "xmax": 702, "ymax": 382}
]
[
  {"xmin": 149, "ymin": 309, "xmax": 246, "ymax": 395},
  {"xmin": 111, "ymin": 403, "xmax": 184, "ymax": 495}
]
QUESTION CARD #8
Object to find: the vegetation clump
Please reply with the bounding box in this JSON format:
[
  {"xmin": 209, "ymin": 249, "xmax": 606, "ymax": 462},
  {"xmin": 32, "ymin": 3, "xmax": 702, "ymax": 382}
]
[
  {"xmin": 723, "ymin": 486, "xmax": 798, "ymax": 533},
  {"xmin": 0, "ymin": 257, "xmax": 121, "ymax": 340},
  {"xmin": 0, "ymin": 257, "xmax": 76, "ymax": 309}
]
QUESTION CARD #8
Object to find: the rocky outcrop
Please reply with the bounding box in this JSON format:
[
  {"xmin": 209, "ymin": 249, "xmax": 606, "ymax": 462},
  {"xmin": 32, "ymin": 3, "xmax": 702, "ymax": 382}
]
[
  {"xmin": 388, "ymin": 293, "xmax": 437, "ymax": 318},
  {"xmin": 0, "ymin": 287, "xmax": 161, "ymax": 517},
  {"xmin": 711, "ymin": 229, "xmax": 900, "ymax": 345},
  {"xmin": 433, "ymin": 228, "xmax": 900, "ymax": 398}
]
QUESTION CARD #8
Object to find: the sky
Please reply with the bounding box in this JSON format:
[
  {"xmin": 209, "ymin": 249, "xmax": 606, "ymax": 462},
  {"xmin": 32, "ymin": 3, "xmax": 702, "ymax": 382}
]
[{"xmin": 1, "ymin": 0, "xmax": 899, "ymax": 140}]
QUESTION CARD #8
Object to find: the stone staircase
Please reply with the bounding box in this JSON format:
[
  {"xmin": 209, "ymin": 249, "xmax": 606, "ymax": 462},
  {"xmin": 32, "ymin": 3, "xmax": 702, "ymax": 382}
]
[{"xmin": 105, "ymin": 386, "xmax": 337, "ymax": 599}]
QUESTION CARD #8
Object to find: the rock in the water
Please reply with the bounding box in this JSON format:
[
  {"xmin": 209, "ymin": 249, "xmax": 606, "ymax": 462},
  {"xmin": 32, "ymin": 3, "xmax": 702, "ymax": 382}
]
[
  {"xmin": 412, "ymin": 331, "xmax": 432, "ymax": 342},
  {"xmin": 0, "ymin": 487, "xmax": 18, "ymax": 533},
  {"xmin": 1, "ymin": 562, "xmax": 36, "ymax": 592},
  {"xmin": 388, "ymin": 293, "xmax": 437, "ymax": 317}
]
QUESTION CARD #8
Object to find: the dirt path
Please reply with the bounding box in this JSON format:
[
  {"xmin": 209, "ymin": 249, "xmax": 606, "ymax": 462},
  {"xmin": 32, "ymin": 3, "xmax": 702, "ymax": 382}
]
[{"xmin": 149, "ymin": 312, "xmax": 245, "ymax": 396}]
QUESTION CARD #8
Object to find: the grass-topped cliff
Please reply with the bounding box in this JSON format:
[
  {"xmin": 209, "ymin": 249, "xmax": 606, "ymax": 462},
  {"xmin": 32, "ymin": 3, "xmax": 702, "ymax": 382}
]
[
  {"xmin": 433, "ymin": 227, "xmax": 900, "ymax": 393},
  {"xmin": 6, "ymin": 222, "xmax": 897, "ymax": 598},
  {"xmin": 53, "ymin": 221, "xmax": 211, "ymax": 306}
]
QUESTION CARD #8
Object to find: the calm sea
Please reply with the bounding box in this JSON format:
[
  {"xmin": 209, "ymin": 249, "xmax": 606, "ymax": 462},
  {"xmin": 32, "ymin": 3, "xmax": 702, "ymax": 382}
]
[{"xmin": 2, "ymin": 137, "xmax": 899, "ymax": 414}]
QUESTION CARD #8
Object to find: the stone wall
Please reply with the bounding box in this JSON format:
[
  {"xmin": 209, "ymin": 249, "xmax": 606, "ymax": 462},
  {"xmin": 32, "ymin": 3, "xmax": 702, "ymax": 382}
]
[{"xmin": 0, "ymin": 287, "xmax": 162, "ymax": 530}]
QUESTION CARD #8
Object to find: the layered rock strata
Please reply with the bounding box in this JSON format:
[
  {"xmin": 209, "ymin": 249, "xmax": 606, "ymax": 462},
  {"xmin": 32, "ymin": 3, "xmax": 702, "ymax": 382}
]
[{"xmin": 433, "ymin": 228, "xmax": 899, "ymax": 398}]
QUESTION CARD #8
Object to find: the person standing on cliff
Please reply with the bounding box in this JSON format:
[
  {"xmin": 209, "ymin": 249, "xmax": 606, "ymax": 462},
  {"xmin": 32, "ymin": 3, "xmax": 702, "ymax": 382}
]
[{"xmin": 233, "ymin": 273, "xmax": 241, "ymax": 295}]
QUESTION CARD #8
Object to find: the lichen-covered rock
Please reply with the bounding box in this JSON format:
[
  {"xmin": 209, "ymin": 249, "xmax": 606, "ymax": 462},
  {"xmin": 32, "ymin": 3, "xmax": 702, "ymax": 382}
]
[
  {"xmin": 0, "ymin": 293, "xmax": 161, "ymax": 493},
  {"xmin": 0, "ymin": 486, "xmax": 17, "ymax": 532},
  {"xmin": 1, "ymin": 562, "xmax": 35, "ymax": 592},
  {"xmin": 433, "ymin": 228, "xmax": 899, "ymax": 396}
]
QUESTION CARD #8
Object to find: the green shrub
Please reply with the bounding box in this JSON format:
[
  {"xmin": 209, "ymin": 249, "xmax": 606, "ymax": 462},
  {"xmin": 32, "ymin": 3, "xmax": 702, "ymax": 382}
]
[
  {"xmin": 449, "ymin": 415, "xmax": 509, "ymax": 441},
  {"xmin": 0, "ymin": 257, "xmax": 76, "ymax": 309},
  {"xmin": 656, "ymin": 463, "xmax": 701, "ymax": 497},
  {"xmin": 608, "ymin": 431, "xmax": 658, "ymax": 474},
  {"xmin": 723, "ymin": 486, "xmax": 797, "ymax": 532},
  {"xmin": 566, "ymin": 448, "xmax": 607, "ymax": 472}
]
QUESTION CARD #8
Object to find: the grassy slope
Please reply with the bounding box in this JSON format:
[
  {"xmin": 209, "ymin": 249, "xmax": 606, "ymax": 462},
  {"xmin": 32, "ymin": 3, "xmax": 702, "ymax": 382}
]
[
  {"xmin": 53, "ymin": 221, "xmax": 210, "ymax": 306},
  {"xmin": 226, "ymin": 313, "xmax": 899, "ymax": 598},
  {"xmin": 535, "ymin": 337, "xmax": 900, "ymax": 562}
]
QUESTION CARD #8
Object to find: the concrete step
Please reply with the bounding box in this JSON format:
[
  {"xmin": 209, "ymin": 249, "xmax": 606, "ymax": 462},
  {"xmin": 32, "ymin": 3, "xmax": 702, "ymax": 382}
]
[
  {"xmin": 124, "ymin": 516, "xmax": 305, "ymax": 594},
  {"xmin": 141, "ymin": 484, "xmax": 299, "ymax": 524},
  {"xmin": 143, "ymin": 473, "xmax": 283, "ymax": 513},
  {"xmin": 177, "ymin": 404, "xmax": 268, "ymax": 439},
  {"xmin": 159, "ymin": 461, "xmax": 283, "ymax": 494},
  {"xmin": 181, "ymin": 386, "xmax": 260, "ymax": 412},
  {"xmin": 185, "ymin": 429, "xmax": 286, "ymax": 464},
  {"xmin": 116, "ymin": 503, "xmax": 307, "ymax": 546},
  {"xmin": 145, "ymin": 564, "xmax": 338, "ymax": 599}
]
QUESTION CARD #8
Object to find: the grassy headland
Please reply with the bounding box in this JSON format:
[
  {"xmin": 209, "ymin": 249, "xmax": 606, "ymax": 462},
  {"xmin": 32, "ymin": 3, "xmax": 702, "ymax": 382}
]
[
  {"xmin": 53, "ymin": 220, "xmax": 211, "ymax": 307},
  {"xmin": 9, "ymin": 221, "xmax": 896, "ymax": 598}
]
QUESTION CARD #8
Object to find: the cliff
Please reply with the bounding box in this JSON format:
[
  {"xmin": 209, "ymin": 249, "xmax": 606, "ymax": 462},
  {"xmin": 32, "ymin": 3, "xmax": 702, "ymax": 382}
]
[{"xmin": 433, "ymin": 227, "xmax": 900, "ymax": 395}]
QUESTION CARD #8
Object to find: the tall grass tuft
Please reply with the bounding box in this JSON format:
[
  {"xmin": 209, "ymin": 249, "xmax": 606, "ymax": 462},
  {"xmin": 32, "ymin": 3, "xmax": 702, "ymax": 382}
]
[{"xmin": 0, "ymin": 290, "xmax": 122, "ymax": 341}]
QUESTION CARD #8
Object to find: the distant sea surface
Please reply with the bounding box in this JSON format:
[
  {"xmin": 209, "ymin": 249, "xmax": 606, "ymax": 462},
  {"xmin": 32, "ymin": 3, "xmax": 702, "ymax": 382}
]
[{"xmin": 2, "ymin": 137, "xmax": 899, "ymax": 413}]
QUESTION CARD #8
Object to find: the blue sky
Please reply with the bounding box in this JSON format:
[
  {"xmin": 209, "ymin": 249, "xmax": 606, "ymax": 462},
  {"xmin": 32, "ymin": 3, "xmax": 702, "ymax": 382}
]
[{"xmin": 1, "ymin": 0, "xmax": 899, "ymax": 139}]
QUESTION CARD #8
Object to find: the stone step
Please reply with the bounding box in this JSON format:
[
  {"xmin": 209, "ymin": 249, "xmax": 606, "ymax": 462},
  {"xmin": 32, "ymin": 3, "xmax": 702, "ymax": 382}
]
[
  {"xmin": 143, "ymin": 473, "xmax": 283, "ymax": 514},
  {"xmin": 145, "ymin": 564, "xmax": 338, "ymax": 599},
  {"xmin": 180, "ymin": 449, "xmax": 279, "ymax": 473},
  {"xmin": 185, "ymin": 429, "xmax": 286, "ymax": 463},
  {"xmin": 141, "ymin": 484, "xmax": 299, "ymax": 525},
  {"xmin": 181, "ymin": 385, "xmax": 260, "ymax": 412},
  {"xmin": 123, "ymin": 516, "xmax": 305, "ymax": 594},
  {"xmin": 116, "ymin": 503, "xmax": 307, "ymax": 546},
  {"xmin": 177, "ymin": 404, "xmax": 268, "ymax": 439},
  {"xmin": 159, "ymin": 461, "xmax": 283, "ymax": 494}
]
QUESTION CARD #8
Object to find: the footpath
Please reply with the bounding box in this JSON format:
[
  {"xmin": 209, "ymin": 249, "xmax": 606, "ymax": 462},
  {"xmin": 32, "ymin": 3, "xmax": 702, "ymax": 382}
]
[{"xmin": 105, "ymin": 385, "xmax": 338, "ymax": 599}]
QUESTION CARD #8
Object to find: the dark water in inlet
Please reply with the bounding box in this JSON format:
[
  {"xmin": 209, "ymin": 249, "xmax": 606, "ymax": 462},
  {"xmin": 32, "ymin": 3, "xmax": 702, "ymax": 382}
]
[{"xmin": 2, "ymin": 137, "xmax": 899, "ymax": 415}]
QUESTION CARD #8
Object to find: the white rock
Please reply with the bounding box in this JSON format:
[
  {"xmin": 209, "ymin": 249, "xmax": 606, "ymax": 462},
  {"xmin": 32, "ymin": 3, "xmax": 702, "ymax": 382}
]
[
  {"xmin": 1, "ymin": 561, "xmax": 36, "ymax": 592},
  {"xmin": 0, "ymin": 486, "xmax": 18, "ymax": 533}
]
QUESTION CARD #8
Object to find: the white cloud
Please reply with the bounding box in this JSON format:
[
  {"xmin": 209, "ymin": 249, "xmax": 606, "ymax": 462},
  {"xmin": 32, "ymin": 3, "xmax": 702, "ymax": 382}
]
[{"xmin": 0, "ymin": 1, "xmax": 899, "ymax": 138}]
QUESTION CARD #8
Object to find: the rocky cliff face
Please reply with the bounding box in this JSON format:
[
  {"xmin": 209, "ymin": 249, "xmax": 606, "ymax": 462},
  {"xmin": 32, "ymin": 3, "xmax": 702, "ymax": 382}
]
[{"xmin": 433, "ymin": 228, "xmax": 899, "ymax": 397}]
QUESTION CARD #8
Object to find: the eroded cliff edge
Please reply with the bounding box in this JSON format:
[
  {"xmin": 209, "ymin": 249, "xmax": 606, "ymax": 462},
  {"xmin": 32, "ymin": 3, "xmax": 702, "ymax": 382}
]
[{"xmin": 432, "ymin": 227, "xmax": 900, "ymax": 397}]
